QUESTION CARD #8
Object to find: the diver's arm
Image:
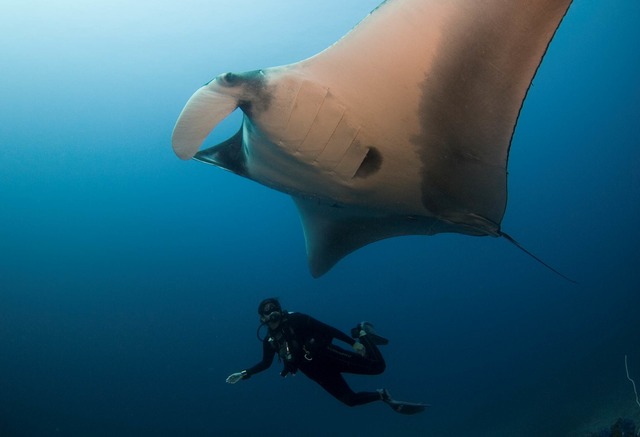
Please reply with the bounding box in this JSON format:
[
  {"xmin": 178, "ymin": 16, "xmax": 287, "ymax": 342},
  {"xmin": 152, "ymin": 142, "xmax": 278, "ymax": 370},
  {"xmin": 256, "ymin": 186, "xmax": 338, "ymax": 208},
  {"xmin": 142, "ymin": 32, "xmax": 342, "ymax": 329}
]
[
  {"xmin": 244, "ymin": 339, "xmax": 276, "ymax": 377},
  {"xmin": 227, "ymin": 339, "xmax": 275, "ymax": 383}
]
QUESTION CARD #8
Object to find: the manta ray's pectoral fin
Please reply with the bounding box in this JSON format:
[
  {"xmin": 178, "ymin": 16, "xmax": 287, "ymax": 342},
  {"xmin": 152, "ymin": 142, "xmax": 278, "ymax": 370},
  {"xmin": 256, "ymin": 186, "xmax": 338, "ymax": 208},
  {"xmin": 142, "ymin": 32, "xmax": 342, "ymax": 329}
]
[{"xmin": 293, "ymin": 197, "xmax": 453, "ymax": 277}]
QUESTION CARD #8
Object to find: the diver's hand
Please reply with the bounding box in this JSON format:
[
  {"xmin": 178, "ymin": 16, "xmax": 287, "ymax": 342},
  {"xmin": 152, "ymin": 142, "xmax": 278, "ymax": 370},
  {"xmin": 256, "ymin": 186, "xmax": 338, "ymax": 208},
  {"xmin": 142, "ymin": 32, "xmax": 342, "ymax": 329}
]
[
  {"xmin": 352, "ymin": 340, "xmax": 366, "ymax": 356},
  {"xmin": 226, "ymin": 370, "xmax": 248, "ymax": 384}
]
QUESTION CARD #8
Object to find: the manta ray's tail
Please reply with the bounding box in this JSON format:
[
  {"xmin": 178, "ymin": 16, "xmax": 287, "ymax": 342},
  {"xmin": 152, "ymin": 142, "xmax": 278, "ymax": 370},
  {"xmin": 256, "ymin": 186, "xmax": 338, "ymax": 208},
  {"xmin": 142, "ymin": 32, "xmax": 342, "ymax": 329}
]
[{"xmin": 500, "ymin": 231, "xmax": 578, "ymax": 284}]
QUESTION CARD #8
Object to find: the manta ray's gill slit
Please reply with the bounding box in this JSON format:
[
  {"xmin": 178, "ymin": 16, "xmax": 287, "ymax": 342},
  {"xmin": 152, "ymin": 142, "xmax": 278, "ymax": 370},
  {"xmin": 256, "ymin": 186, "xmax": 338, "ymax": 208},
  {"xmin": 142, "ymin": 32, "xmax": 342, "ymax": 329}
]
[
  {"xmin": 297, "ymin": 91, "xmax": 346, "ymax": 158},
  {"xmin": 283, "ymin": 80, "xmax": 327, "ymax": 145},
  {"xmin": 313, "ymin": 118, "xmax": 361, "ymax": 174},
  {"xmin": 354, "ymin": 146, "xmax": 382, "ymax": 178}
]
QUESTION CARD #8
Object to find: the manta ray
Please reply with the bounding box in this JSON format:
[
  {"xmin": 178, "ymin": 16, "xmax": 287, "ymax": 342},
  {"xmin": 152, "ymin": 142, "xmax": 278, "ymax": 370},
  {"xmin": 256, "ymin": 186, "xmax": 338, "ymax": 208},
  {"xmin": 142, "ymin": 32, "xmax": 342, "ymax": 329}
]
[{"xmin": 172, "ymin": 0, "xmax": 573, "ymax": 278}]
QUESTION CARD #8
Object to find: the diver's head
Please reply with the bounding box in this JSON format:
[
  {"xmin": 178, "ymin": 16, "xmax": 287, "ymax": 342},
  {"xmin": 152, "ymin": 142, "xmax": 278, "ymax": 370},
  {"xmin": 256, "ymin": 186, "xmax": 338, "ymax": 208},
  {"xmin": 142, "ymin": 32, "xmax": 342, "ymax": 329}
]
[{"xmin": 258, "ymin": 297, "xmax": 283, "ymax": 327}]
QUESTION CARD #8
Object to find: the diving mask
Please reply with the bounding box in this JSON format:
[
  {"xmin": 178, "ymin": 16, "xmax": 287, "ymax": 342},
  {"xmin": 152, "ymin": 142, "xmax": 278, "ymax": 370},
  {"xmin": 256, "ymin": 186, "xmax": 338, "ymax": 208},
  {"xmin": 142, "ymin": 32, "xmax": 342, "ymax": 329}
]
[{"xmin": 261, "ymin": 310, "xmax": 282, "ymax": 324}]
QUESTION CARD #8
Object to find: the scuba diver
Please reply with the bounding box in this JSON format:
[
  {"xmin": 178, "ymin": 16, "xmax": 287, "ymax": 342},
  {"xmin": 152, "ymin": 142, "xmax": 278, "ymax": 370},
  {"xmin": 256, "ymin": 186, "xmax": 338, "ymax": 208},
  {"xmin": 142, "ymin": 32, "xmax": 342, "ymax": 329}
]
[{"xmin": 226, "ymin": 298, "xmax": 427, "ymax": 414}]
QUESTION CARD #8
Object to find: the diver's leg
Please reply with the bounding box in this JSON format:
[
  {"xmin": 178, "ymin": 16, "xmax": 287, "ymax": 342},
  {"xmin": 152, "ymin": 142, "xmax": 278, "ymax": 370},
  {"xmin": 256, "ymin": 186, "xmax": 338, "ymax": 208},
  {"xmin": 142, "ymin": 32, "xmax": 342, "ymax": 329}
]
[
  {"xmin": 358, "ymin": 333, "xmax": 385, "ymax": 369},
  {"xmin": 351, "ymin": 321, "xmax": 389, "ymax": 346},
  {"xmin": 308, "ymin": 369, "xmax": 382, "ymax": 407},
  {"xmin": 324, "ymin": 341, "xmax": 385, "ymax": 375}
]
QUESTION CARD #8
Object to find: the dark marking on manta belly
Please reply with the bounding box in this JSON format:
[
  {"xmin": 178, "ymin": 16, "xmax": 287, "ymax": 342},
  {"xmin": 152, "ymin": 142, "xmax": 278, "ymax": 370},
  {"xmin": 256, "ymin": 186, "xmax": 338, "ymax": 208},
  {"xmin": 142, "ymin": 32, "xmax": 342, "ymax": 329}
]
[
  {"xmin": 411, "ymin": 12, "xmax": 512, "ymax": 225},
  {"xmin": 229, "ymin": 69, "xmax": 272, "ymax": 118},
  {"xmin": 355, "ymin": 147, "xmax": 382, "ymax": 178}
]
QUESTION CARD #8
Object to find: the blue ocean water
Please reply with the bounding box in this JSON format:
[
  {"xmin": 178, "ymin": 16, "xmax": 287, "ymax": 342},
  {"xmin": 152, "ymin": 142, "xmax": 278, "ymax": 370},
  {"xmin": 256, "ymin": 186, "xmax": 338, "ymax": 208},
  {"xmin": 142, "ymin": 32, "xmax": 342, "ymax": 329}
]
[{"xmin": 1, "ymin": 1, "xmax": 639, "ymax": 435}]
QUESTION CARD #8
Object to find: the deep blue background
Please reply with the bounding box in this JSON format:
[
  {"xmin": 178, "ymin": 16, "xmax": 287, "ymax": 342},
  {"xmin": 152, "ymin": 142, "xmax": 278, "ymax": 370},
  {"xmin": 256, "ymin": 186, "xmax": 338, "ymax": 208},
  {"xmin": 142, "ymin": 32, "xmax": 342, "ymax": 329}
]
[{"xmin": 1, "ymin": 1, "xmax": 639, "ymax": 436}]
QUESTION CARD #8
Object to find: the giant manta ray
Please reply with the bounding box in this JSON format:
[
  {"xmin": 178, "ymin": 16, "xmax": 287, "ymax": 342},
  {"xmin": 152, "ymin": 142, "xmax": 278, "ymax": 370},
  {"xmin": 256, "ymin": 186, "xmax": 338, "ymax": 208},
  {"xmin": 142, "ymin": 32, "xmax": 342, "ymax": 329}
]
[{"xmin": 172, "ymin": 0, "xmax": 573, "ymax": 278}]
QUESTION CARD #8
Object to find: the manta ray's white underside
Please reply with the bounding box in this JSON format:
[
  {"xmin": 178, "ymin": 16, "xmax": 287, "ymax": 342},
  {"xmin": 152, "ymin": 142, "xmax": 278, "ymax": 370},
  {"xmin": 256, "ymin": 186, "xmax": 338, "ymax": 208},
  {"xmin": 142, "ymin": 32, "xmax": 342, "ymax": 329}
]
[{"xmin": 172, "ymin": 0, "xmax": 573, "ymax": 277}]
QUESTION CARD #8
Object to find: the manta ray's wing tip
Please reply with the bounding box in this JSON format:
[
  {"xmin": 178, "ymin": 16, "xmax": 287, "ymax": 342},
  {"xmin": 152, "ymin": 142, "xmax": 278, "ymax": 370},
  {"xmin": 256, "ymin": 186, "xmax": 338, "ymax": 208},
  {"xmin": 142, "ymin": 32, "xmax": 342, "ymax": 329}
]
[{"xmin": 309, "ymin": 263, "xmax": 330, "ymax": 279}]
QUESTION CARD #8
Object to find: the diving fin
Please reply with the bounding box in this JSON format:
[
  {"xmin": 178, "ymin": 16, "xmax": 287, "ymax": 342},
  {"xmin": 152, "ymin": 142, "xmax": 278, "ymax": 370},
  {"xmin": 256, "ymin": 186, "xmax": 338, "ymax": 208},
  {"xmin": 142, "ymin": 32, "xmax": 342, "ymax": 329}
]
[
  {"xmin": 378, "ymin": 389, "xmax": 429, "ymax": 415},
  {"xmin": 386, "ymin": 399, "xmax": 429, "ymax": 415}
]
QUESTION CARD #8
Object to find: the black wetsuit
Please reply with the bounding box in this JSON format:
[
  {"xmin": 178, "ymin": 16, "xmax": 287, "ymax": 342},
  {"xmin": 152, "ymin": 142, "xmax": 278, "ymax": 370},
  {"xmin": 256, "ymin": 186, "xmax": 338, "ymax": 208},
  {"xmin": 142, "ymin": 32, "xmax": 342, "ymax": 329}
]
[{"xmin": 244, "ymin": 312, "xmax": 386, "ymax": 406}]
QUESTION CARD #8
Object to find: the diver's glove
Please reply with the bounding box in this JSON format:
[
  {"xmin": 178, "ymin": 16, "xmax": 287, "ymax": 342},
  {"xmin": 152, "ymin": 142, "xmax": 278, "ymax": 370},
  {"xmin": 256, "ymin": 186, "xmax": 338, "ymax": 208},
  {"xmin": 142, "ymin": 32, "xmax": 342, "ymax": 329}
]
[
  {"xmin": 226, "ymin": 370, "xmax": 248, "ymax": 384},
  {"xmin": 352, "ymin": 340, "xmax": 366, "ymax": 356}
]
